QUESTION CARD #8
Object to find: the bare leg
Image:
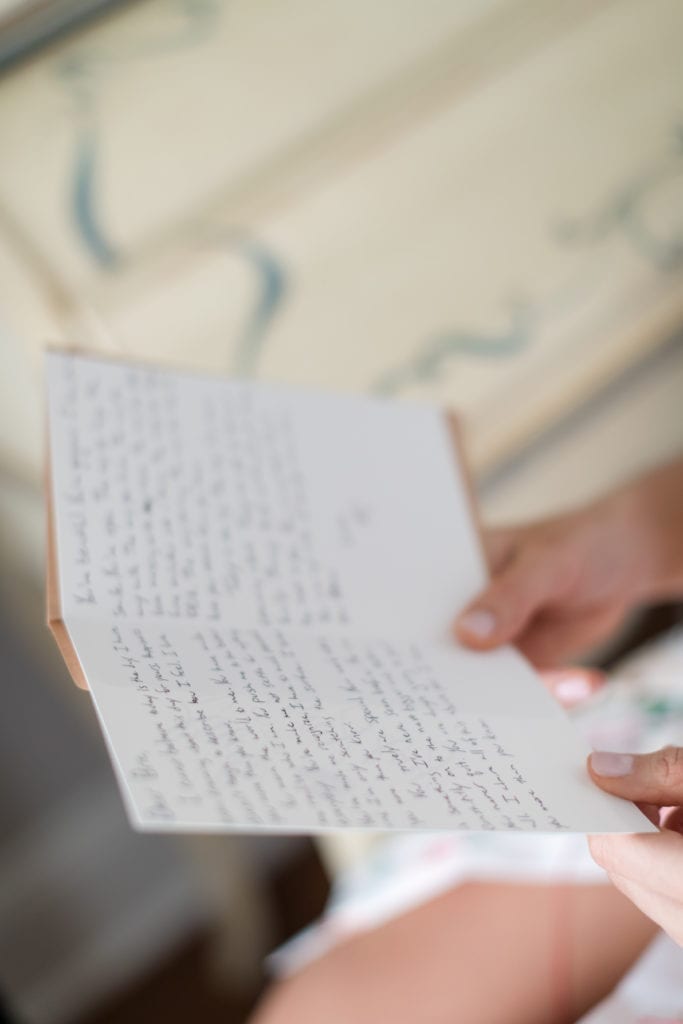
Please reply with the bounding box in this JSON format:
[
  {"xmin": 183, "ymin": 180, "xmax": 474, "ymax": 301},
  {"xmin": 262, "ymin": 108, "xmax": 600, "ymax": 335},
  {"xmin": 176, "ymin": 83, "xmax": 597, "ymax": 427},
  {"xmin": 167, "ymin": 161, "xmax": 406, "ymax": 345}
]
[{"xmin": 251, "ymin": 882, "xmax": 657, "ymax": 1024}]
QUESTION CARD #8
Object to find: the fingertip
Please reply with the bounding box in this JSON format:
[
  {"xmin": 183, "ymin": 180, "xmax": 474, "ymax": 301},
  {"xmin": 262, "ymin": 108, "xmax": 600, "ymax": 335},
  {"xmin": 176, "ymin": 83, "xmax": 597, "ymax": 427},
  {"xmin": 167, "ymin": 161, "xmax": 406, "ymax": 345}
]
[
  {"xmin": 544, "ymin": 668, "xmax": 605, "ymax": 708},
  {"xmin": 455, "ymin": 608, "xmax": 498, "ymax": 647},
  {"xmin": 587, "ymin": 833, "xmax": 609, "ymax": 867},
  {"xmin": 589, "ymin": 751, "xmax": 635, "ymax": 779},
  {"xmin": 661, "ymin": 806, "xmax": 683, "ymax": 834}
]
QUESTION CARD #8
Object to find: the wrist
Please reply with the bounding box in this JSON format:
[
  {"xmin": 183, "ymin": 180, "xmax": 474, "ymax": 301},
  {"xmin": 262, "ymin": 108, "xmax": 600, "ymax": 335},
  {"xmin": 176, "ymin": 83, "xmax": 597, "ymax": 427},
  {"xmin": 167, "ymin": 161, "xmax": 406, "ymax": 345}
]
[{"xmin": 611, "ymin": 461, "xmax": 683, "ymax": 603}]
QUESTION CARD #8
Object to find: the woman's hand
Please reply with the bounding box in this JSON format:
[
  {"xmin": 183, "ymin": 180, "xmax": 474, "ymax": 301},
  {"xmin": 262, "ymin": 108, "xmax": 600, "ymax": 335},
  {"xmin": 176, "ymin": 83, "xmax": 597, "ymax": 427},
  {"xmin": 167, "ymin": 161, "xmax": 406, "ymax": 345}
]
[
  {"xmin": 588, "ymin": 747, "xmax": 683, "ymax": 946},
  {"xmin": 454, "ymin": 503, "xmax": 643, "ymax": 668},
  {"xmin": 454, "ymin": 460, "xmax": 683, "ymax": 669}
]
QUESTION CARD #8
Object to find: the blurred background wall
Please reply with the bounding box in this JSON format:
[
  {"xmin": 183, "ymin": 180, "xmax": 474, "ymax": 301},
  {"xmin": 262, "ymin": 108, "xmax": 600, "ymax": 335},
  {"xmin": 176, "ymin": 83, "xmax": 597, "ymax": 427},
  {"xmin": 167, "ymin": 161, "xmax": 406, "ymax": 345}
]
[{"xmin": 0, "ymin": 1, "xmax": 682, "ymax": 1021}]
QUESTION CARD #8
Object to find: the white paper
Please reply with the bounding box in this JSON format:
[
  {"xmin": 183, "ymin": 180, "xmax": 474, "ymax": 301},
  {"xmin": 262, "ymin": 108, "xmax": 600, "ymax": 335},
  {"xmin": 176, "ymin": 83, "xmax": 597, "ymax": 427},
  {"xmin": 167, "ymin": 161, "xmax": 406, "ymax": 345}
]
[{"xmin": 46, "ymin": 351, "xmax": 652, "ymax": 834}]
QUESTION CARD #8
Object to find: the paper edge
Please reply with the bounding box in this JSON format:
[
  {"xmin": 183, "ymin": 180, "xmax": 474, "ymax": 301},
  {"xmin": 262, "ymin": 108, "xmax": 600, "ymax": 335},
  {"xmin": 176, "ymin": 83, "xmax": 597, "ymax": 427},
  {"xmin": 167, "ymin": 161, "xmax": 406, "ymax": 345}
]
[
  {"xmin": 443, "ymin": 410, "xmax": 490, "ymax": 578},
  {"xmin": 44, "ymin": 374, "xmax": 90, "ymax": 690}
]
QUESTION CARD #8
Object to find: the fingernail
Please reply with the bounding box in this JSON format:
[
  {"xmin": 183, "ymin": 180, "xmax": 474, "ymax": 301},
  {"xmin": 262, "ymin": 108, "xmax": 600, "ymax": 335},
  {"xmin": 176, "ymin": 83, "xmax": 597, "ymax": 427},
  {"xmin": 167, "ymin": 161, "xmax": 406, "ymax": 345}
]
[
  {"xmin": 590, "ymin": 752, "xmax": 635, "ymax": 777},
  {"xmin": 554, "ymin": 674, "xmax": 592, "ymax": 704},
  {"xmin": 458, "ymin": 609, "xmax": 497, "ymax": 639}
]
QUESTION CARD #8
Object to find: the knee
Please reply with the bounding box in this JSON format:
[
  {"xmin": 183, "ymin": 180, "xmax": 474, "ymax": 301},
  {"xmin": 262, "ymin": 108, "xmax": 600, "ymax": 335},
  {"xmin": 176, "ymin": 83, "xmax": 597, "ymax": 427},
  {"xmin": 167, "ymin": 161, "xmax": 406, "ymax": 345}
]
[{"xmin": 248, "ymin": 971, "xmax": 341, "ymax": 1024}]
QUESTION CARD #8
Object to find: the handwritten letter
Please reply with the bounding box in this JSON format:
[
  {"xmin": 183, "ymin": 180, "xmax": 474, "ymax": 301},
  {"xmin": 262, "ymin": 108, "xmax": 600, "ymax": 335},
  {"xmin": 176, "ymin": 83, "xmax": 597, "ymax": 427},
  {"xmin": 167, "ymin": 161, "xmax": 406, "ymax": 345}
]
[{"xmin": 47, "ymin": 352, "xmax": 652, "ymax": 834}]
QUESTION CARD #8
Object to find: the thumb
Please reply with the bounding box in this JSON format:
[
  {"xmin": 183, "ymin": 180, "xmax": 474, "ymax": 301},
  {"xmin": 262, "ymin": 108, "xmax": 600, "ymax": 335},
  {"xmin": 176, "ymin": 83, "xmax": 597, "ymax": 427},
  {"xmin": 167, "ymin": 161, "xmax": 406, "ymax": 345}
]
[
  {"xmin": 454, "ymin": 545, "xmax": 564, "ymax": 650},
  {"xmin": 589, "ymin": 747, "xmax": 683, "ymax": 806}
]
